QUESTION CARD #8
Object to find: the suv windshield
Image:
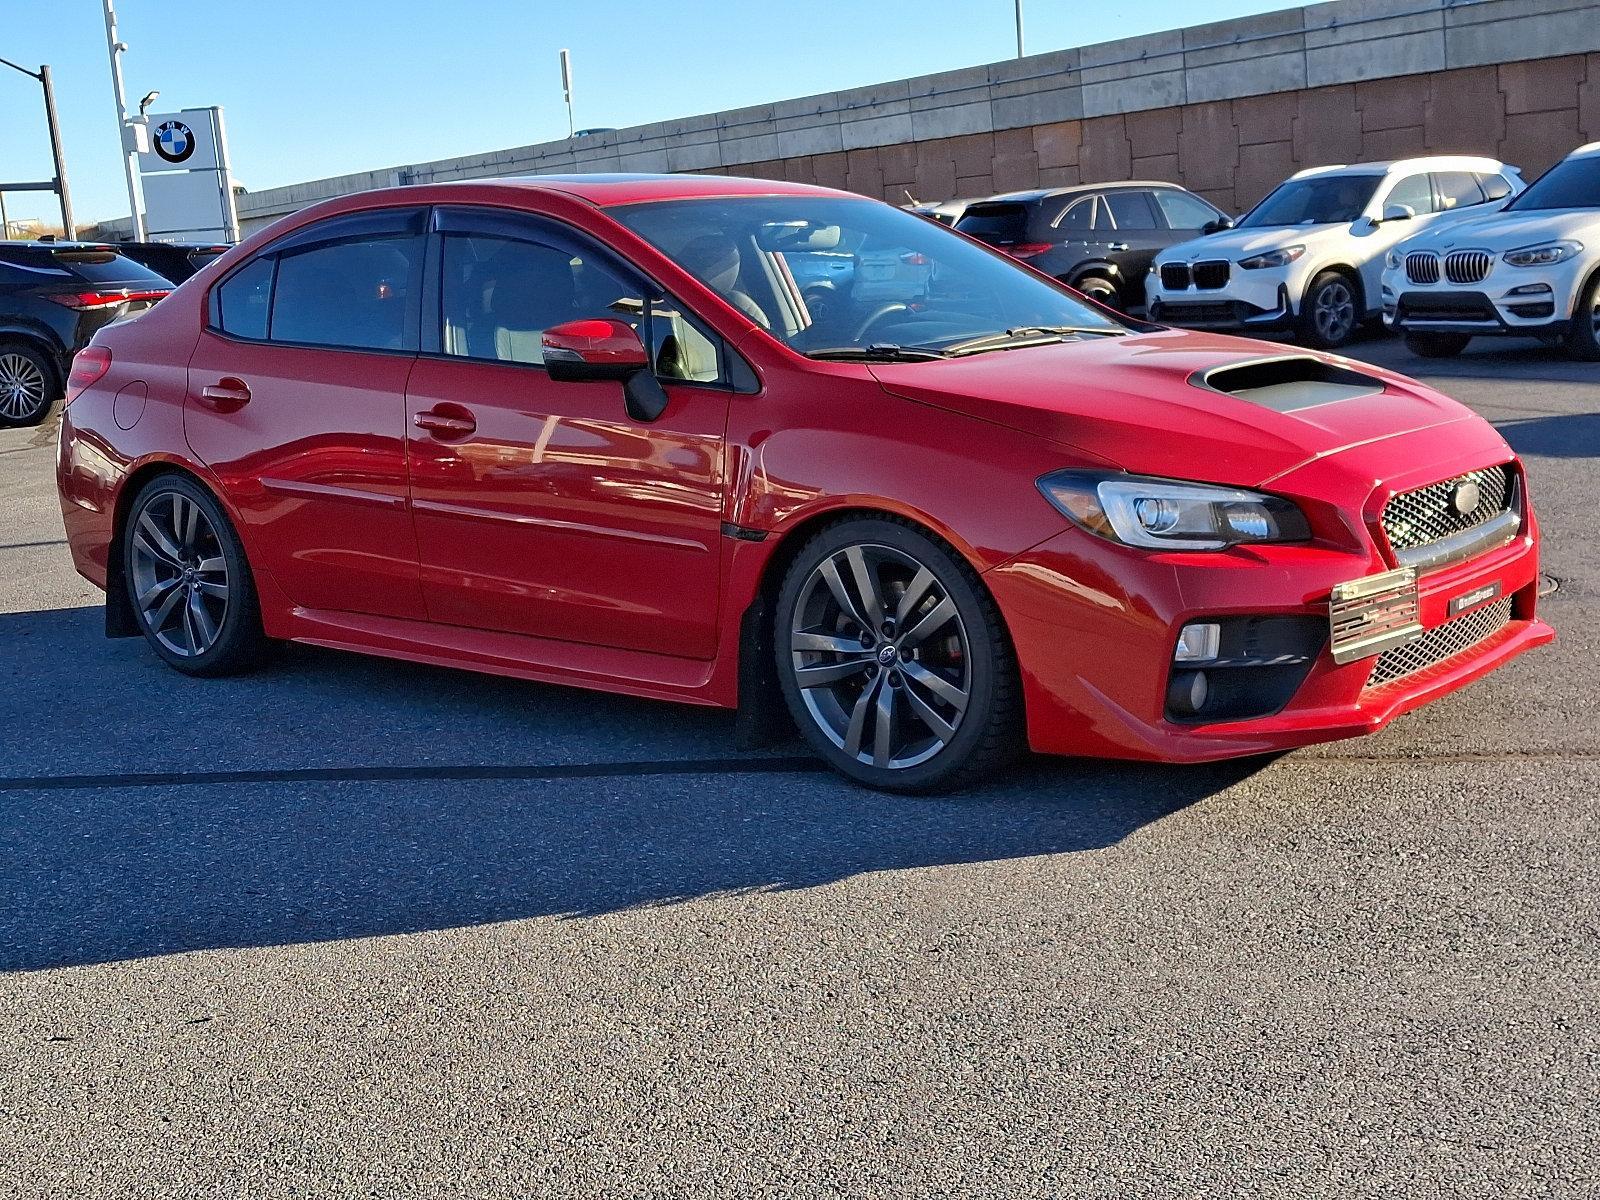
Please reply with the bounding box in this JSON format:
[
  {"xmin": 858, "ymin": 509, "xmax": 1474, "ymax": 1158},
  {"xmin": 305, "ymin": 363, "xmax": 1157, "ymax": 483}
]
[
  {"xmin": 1237, "ymin": 175, "xmax": 1384, "ymax": 227},
  {"xmin": 1507, "ymin": 155, "xmax": 1600, "ymax": 211},
  {"xmin": 610, "ymin": 195, "xmax": 1121, "ymax": 357}
]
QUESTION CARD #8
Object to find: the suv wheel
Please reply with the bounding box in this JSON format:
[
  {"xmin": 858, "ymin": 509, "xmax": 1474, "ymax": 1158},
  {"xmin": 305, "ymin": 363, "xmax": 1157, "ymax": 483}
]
[
  {"xmin": 0, "ymin": 342, "xmax": 58, "ymax": 427},
  {"xmin": 1563, "ymin": 271, "xmax": 1600, "ymax": 362},
  {"xmin": 774, "ymin": 518, "xmax": 1021, "ymax": 792},
  {"xmin": 1298, "ymin": 271, "xmax": 1360, "ymax": 349},
  {"xmin": 1404, "ymin": 331, "xmax": 1471, "ymax": 358},
  {"xmin": 123, "ymin": 474, "xmax": 269, "ymax": 676},
  {"xmin": 1073, "ymin": 274, "xmax": 1122, "ymax": 311}
]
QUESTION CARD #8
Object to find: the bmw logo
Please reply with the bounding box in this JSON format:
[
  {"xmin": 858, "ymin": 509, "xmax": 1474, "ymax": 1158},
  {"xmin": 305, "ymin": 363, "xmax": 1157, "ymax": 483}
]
[
  {"xmin": 153, "ymin": 120, "xmax": 196, "ymax": 164},
  {"xmin": 1450, "ymin": 479, "xmax": 1482, "ymax": 516}
]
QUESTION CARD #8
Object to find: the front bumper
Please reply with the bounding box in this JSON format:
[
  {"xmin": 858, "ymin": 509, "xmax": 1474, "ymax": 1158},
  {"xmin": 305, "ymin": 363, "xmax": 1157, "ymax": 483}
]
[
  {"xmin": 1383, "ymin": 257, "xmax": 1586, "ymax": 337},
  {"xmin": 1147, "ymin": 276, "xmax": 1294, "ymax": 332},
  {"xmin": 987, "ymin": 432, "xmax": 1552, "ymax": 763}
]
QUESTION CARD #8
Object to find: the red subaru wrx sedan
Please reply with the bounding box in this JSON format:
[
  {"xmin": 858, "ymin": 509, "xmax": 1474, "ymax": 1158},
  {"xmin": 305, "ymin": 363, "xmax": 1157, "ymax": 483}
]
[{"xmin": 57, "ymin": 175, "xmax": 1553, "ymax": 790}]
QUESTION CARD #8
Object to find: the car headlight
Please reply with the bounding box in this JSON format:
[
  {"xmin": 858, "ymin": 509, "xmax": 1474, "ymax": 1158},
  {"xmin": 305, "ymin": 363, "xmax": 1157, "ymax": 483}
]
[
  {"xmin": 1237, "ymin": 245, "xmax": 1305, "ymax": 270},
  {"xmin": 1037, "ymin": 470, "xmax": 1312, "ymax": 551},
  {"xmin": 1502, "ymin": 240, "xmax": 1582, "ymax": 268},
  {"xmin": 1385, "ymin": 249, "xmax": 1402, "ymax": 270}
]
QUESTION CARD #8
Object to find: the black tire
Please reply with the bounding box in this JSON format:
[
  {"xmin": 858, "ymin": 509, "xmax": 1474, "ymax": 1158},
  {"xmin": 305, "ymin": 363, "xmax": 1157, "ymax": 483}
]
[
  {"xmin": 0, "ymin": 340, "xmax": 61, "ymax": 428},
  {"xmin": 1297, "ymin": 270, "xmax": 1361, "ymax": 349},
  {"xmin": 122, "ymin": 473, "xmax": 269, "ymax": 677},
  {"xmin": 1563, "ymin": 270, "xmax": 1600, "ymax": 362},
  {"xmin": 1073, "ymin": 274, "xmax": 1123, "ymax": 311},
  {"xmin": 774, "ymin": 517, "xmax": 1021, "ymax": 793},
  {"xmin": 1404, "ymin": 331, "xmax": 1471, "ymax": 358}
]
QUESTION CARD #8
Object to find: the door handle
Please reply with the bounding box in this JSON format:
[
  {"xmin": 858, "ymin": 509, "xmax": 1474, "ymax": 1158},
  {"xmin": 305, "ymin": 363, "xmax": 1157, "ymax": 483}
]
[
  {"xmin": 1107, "ymin": 242, "xmax": 1130, "ymax": 252},
  {"xmin": 197, "ymin": 377, "xmax": 251, "ymax": 409},
  {"xmin": 413, "ymin": 407, "xmax": 477, "ymax": 438}
]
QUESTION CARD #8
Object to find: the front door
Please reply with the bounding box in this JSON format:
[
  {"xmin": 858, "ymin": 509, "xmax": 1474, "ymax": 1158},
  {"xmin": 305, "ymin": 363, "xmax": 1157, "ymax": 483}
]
[
  {"xmin": 403, "ymin": 207, "xmax": 730, "ymax": 660},
  {"xmin": 185, "ymin": 207, "xmax": 428, "ymax": 619}
]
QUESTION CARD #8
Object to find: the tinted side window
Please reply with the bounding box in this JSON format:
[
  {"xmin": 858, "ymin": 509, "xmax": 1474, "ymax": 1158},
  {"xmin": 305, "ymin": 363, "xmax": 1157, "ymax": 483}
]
[
  {"xmin": 1384, "ymin": 174, "xmax": 1437, "ymax": 216},
  {"xmin": 1104, "ymin": 191, "xmax": 1160, "ymax": 230},
  {"xmin": 1480, "ymin": 173, "xmax": 1514, "ymax": 202},
  {"xmin": 1056, "ymin": 197, "xmax": 1097, "ymax": 232},
  {"xmin": 215, "ymin": 256, "xmax": 273, "ymax": 340},
  {"xmin": 270, "ymin": 235, "xmax": 421, "ymax": 351},
  {"xmin": 1436, "ymin": 171, "xmax": 1486, "ymax": 210},
  {"xmin": 1153, "ymin": 189, "xmax": 1221, "ymax": 230}
]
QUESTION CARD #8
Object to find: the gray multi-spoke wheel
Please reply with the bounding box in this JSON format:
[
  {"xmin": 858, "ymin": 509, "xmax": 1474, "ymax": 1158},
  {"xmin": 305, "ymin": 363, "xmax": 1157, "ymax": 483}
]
[
  {"xmin": 123, "ymin": 474, "xmax": 268, "ymax": 676},
  {"xmin": 775, "ymin": 518, "xmax": 1021, "ymax": 792},
  {"xmin": 0, "ymin": 344, "xmax": 57, "ymax": 426},
  {"xmin": 1299, "ymin": 271, "xmax": 1360, "ymax": 348},
  {"xmin": 1564, "ymin": 271, "xmax": 1600, "ymax": 361}
]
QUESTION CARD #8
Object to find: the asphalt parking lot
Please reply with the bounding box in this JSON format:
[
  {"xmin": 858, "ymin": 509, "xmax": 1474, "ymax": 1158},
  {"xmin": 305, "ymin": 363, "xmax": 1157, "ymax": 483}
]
[{"xmin": 2, "ymin": 337, "xmax": 1596, "ymax": 1197}]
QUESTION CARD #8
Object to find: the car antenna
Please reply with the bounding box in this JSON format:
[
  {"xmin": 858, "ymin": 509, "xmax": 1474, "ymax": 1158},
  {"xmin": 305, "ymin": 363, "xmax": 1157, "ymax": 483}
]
[{"xmin": 903, "ymin": 188, "xmax": 921, "ymax": 206}]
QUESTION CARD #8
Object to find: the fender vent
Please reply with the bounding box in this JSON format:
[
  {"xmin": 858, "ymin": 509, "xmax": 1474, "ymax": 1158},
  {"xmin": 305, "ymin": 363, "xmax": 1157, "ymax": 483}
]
[{"xmin": 1192, "ymin": 356, "xmax": 1384, "ymax": 413}]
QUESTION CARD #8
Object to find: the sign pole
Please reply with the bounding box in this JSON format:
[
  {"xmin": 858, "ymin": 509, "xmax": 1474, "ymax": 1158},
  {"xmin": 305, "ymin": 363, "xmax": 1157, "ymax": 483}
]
[
  {"xmin": 40, "ymin": 65, "xmax": 76, "ymax": 239},
  {"xmin": 560, "ymin": 49, "xmax": 575, "ymax": 138},
  {"xmin": 102, "ymin": 0, "xmax": 146, "ymax": 239}
]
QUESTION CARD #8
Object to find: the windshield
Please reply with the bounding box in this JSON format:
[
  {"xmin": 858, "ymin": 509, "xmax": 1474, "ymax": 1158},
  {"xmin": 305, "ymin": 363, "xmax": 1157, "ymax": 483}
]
[
  {"xmin": 1507, "ymin": 155, "xmax": 1600, "ymax": 211},
  {"xmin": 609, "ymin": 195, "xmax": 1122, "ymax": 357},
  {"xmin": 1237, "ymin": 175, "xmax": 1383, "ymax": 227}
]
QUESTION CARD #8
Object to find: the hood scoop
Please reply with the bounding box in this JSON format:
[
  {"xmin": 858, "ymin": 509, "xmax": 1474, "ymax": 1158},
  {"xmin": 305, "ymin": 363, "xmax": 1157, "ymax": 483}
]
[{"xmin": 1192, "ymin": 356, "xmax": 1383, "ymax": 413}]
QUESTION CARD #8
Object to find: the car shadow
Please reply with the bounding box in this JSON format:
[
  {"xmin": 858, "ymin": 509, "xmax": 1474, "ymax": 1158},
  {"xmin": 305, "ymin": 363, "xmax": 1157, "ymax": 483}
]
[
  {"xmin": 0, "ymin": 605, "xmax": 1268, "ymax": 973},
  {"xmin": 1493, "ymin": 412, "xmax": 1600, "ymax": 459}
]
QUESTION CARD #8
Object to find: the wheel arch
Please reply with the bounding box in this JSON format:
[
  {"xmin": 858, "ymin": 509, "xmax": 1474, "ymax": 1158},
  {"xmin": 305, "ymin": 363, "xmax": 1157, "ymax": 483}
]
[
  {"xmin": 104, "ymin": 459, "xmax": 232, "ymax": 638},
  {"xmin": 1304, "ymin": 262, "xmax": 1366, "ymax": 314},
  {"xmin": 0, "ymin": 328, "xmax": 66, "ymax": 390}
]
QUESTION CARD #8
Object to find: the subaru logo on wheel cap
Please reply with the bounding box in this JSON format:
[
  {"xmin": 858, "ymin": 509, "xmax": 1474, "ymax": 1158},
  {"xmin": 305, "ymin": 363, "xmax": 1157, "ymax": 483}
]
[
  {"xmin": 877, "ymin": 644, "xmax": 899, "ymax": 665},
  {"xmin": 1450, "ymin": 479, "xmax": 1482, "ymax": 516}
]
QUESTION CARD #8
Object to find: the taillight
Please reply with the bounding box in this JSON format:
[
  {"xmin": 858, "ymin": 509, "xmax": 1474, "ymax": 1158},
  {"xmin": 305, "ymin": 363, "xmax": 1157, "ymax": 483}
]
[
  {"xmin": 1006, "ymin": 243, "xmax": 1053, "ymax": 260},
  {"xmin": 45, "ymin": 288, "xmax": 170, "ymax": 311},
  {"xmin": 65, "ymin": 346, "xmax": 112, "ymax": 405},
  {"xmin": 900, "ymin": 251, "xmax": 930, "ymax": 266}
]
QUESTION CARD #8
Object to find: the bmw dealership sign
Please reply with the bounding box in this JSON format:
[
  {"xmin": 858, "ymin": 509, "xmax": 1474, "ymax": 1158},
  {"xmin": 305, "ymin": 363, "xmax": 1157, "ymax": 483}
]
[{"xmin": 134, "ymin": 107, "xmax": 238, "ymax": 243}]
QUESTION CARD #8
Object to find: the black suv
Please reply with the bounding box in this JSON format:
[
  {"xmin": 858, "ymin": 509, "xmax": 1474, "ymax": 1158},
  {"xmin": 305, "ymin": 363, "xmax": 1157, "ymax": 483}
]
[
  {"xmin": 113, "ymin": 241, "xmax": 231, "ymax": 284},
  {"xmin": 0, "ymin": 242, "xmax": 171, "ymax": 426},
  {"xmin": 955, "ymin": 183, "xmax": 1229, "ymax": 312}
]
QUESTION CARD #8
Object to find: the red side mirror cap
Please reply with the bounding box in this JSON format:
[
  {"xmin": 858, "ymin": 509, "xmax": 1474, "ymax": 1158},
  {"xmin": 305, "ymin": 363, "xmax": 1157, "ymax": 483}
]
[{"xmin": 542, "ymin": 318, "xmax": 648, "ymax": 382}]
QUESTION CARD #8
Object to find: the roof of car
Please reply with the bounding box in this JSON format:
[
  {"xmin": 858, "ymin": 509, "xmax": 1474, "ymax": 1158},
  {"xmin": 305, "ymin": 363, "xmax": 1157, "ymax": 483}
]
[
  {"xmin": 487, "ymin": 172, "xmax": 847, "ymax": 205},
  {"xmin": 978, "ymin": 182, "xmax": 1185, "ymax": 204},
  {"xmin": 3, "ymin": 240, "xmax": 118, "ymax": 251},
  {"xmin": 1289, "ymin": 155, "xmax": 1509, "ymax": 180},
  {"xmin": 1570, "ymin": 141, "xmax": 1600, "ymax": 159}
]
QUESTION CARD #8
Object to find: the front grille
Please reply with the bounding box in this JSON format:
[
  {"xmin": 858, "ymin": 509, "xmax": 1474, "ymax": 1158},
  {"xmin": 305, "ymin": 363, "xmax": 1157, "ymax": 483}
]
[
  {"xmin": 1396, "ymin": 292, "xmax": 1500, "ymax": 323},
  {"xmin": 1193, "ymin": 260, "xmax": 1230, "ymax": 290},
  {"xmin": 1444, "ymin": 250, "xmax": 1492, "ymax": 285},
  {"xmin": 1381, "ymin": 464, "xmax": 1515, "ymax": 557},
  {"xmin": 1366, "ymin": 598, "xmax": 1511, "ymax": 688},
  {"xmin": 1160, "ymin": 262, "xmax": 1192, "ymax": 290},
  {"xmin": 1405, "ymin": 252, "xmax": 1440, "ymax": 285}
]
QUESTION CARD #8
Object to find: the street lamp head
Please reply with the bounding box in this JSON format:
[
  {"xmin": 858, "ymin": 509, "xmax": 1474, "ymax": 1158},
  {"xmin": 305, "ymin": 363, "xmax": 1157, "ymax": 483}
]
[{"xmin": 138, "ymin": 90, "xmax": 159, "ymax": 115}]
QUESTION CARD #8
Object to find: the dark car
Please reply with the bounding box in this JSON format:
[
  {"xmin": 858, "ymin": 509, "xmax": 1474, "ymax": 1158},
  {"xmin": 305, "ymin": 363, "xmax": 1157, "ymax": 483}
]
[
  {"xmin": 114, "ymin": 241, "xmax": 232, "ymax": 284},
  {"xmin": 0, "ymin": 242, "xmax": 171, "ymax": 426},
  {"xmin": 955, "ymin": 183, "xmax": 1229, "ymax": 311}
]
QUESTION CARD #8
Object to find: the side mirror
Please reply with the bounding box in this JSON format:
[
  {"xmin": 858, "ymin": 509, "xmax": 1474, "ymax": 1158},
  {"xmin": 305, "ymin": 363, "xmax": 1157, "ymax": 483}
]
[
  {"xmin": 541, "ymin": 317, "xmax": 667, "ymax": 423},
  {"xmin": 1380, "ymin": 204, "xmax": 1415, "ymax": 224},
  {"xmin": 1201, "ymin": 216, "xmax": 1235, "ymax": 235}
]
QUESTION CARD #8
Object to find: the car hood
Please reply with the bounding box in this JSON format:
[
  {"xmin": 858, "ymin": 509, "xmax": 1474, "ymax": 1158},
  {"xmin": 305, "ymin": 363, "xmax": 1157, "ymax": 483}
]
[
  {"xmin": 1157, "ymin": 223, "xmax": 1350, "ymax": 263},
  {"xmin": 868, "ymin": 328, "xmax": 1476, "ymax": 488},
  {"xmin": 1398, "ymin": 207, "xmax": 1598, "ymax": 250}
]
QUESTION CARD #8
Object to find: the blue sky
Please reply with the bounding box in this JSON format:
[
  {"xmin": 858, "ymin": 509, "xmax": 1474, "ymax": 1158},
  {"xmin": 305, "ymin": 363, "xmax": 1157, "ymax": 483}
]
[{"xmin": 1, "ymin": 1, "xmax": 1295, "ymax": 229}]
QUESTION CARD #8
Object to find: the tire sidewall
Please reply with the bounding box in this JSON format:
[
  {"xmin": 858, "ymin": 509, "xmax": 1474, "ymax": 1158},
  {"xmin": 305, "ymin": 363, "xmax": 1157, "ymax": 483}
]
[
  {"xmin": 1299, "ymin": 271, "xmax": 1359, "ymax": 349},
  {"xmin": 0, "ymin": 341, "xmax": 60, "ymax": 428},
  {"xmin": 1564, "ymin": 271, "xmax": 1600, "ymax": 361},
  {"xmin": 123, "ymin": 473, "xmax": 261, "ymax": 675},
  {"xmin": 774, "ymin": 518, "xmax": 1002, "ymax": 792}
]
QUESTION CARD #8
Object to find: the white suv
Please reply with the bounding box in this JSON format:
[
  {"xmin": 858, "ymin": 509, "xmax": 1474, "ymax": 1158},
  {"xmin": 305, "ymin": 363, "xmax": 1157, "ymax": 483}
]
[
  {"xmin": 1382, "ymin": 142, "xmax": 1600, "ymax": 360},
  {"xmin": 1146, "ymin": 156, "xmax": 1523, "ymax": 348}
]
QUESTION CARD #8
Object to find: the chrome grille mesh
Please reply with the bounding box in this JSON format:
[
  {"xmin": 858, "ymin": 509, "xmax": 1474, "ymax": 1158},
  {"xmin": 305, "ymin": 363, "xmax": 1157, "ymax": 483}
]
[
  {"xmin": 1405, "ymin": 252, "xmax": 1440, "ymax": 285},
  {"xmin": 1444, "ymin": 250, "xmax": 1492, "ymax": 285},
  {"xmin": 1367, "ymin": 598, "xmax": 1512, "ymax": 687},
  {"xmin": 1381, "ymin": 465, "xmax": 1514, "ymax": 554}
]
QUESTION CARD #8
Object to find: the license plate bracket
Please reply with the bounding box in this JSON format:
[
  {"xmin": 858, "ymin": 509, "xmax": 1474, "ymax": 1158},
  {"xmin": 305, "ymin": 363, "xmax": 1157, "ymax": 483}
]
[{"xmin": 1329, "ymin": 567, "xmax": 1423, "ymax": 664}]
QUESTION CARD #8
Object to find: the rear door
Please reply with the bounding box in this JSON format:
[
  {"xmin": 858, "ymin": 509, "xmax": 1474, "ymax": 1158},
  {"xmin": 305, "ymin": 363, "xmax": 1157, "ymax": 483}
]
[{"xmin": 185, "ymin": 207, "xmax": 428, "ymax": 620}]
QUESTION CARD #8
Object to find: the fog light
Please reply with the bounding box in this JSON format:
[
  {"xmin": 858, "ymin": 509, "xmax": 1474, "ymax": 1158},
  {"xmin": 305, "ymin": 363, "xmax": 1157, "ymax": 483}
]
[
  {"xmin": 1174, "ymin": 622, "xmax": 1221, "ymax": 663},
  {"xmin": 1505, "ymin": 283, "xmax": 1554, "ymax": 298},
  {"xmin": 1167, "ymin": 669, "xmax": 1210, "ymax": 715}
]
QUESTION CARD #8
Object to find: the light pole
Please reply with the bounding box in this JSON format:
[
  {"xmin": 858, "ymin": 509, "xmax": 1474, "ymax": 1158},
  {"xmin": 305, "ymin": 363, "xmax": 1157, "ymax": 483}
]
[
  {"xmin": 0, "ymin": 55, "xmax": 76, "ymax": 237},
  {"xmin": 102, "ymin": 0, "xmax": 147, "ymax": 240},
  {"xmin": 559, "ymin": 48, "xmax": 575, "ymax": 138},
  {"xmin": 1014, "ymin": 0, "xmax": 1025, "ymax": 57}
]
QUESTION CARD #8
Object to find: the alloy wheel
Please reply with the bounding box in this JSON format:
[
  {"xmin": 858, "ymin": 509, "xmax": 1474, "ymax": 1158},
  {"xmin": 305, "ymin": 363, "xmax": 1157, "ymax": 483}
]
[
  {"xmin": 130, "ymin": 491, "xmax": 231, "ymax": 658},
  {"xmin": 1314, "ymin": 280, "xmax": 1355, "ymax": 343},
  {"xmin": 0, "ymin": 352, "xmax": 47, "ymax": 421},
  {"xmin": 789, "ymin": 543, "xmax": 970, "ymax": 770}
]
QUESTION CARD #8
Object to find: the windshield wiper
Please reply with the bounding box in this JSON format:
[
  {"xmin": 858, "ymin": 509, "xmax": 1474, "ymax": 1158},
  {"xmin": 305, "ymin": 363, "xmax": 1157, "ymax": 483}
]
[
  {"xmin": 805, "ymin": 343, "xmax": 949, "ymax": 362},
  {"xmin": 941, "ymin": 325, "xmax": 1123, "ymax": 357}
]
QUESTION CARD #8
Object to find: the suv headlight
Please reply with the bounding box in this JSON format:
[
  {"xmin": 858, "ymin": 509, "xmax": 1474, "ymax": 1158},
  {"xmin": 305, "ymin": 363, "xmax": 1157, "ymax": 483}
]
[
  {"xmin": 1238, "ymin": 245, "xmax": 1305, "ymax": 270},
  {"xmin": 1037, "ymin": 470, "xmax": 1311, "ymax": 551},
  {"xmin": 1502, "ymin": 241, "xmax": 1582, "ymax": 268},
  {"xmin": 1385, "ymin": 249, "xmax": 1402, "ymax": 270}
]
